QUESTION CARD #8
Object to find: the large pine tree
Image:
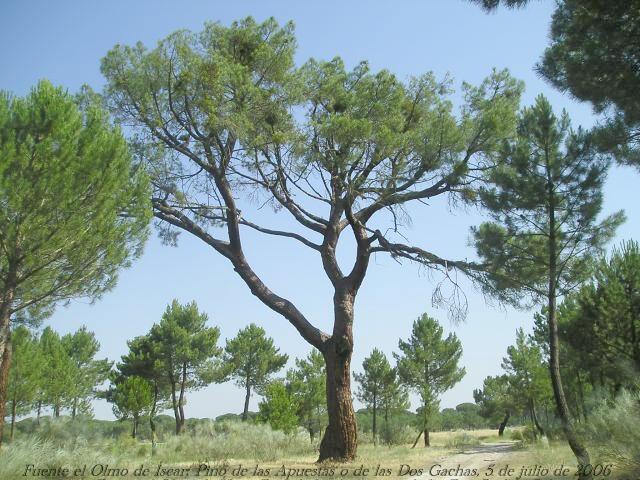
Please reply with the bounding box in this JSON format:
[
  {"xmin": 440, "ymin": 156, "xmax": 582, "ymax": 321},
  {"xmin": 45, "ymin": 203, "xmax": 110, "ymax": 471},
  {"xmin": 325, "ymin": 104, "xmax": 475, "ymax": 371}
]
[{"xmin": 472, "ymin": 95, "xmax": 624, "ymax": 474}]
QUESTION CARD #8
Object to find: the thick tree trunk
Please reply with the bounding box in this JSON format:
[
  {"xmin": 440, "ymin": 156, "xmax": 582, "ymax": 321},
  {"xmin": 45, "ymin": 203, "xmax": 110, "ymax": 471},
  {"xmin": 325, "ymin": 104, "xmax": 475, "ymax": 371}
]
[
  {"xmin": 424, "ymin": 429, "xmax": 430, "ymax": 447},
  {"xmin": 498, "ymin": 410, "xmax": 510, "ymax": 437},
  {"xmin": 318, "ymin": 291, "xmax": 357, "ymax": 462},
  {"xmin": 242, "ymin": 380, "xmax": 251, "ymax": 421}
]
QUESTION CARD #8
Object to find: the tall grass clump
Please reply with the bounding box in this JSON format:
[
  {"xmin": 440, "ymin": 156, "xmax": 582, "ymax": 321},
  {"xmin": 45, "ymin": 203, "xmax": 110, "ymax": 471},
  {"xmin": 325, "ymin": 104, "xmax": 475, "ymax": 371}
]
[
  {"xmin": 154, "ymin": 420, "xmax": 315, "ymax": 463},
  {"xmin": 0, "ymin": 436, "xmax": 125, "ymax": 478},
  {"xmin": 581, "ymin": 389, "xmax": 640, "ymax": 470},
  {"xmin": 444, "ymin": 432, "xmax": 481, "ymax": 450}
]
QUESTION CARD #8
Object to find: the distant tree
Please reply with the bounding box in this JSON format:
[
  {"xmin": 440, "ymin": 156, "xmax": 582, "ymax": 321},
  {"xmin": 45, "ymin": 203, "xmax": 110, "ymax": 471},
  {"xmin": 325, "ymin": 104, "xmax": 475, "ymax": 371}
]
[
  {"xmin": 502, "ymin": 329, "xmax": 551, "ymax": 438},
  {"xmin": 6, "ymin": 326, "xmax": 42, "ymax": 441},
  {"xmin": 111, "ymin": 375, "xmax": 154, "ymax": 439},
  {"xmin": 474, "ymin": 374, "xmax": 514, "ymax": 436},
  {"xmin": 438, "ymin": 407, "xmax": 465, "ymax": 431},
  {"xmin": 286, "ymin": 350, "xmax": 326, "ymax": 443},
  {"xmin": 258, "ymin": 381, "xmax": 299, "ymax": 434},
  {"xmin": 147, "ymin": 300, "xmax": 222, "ymax": 435},
  {"xmin": 473, "ymin": 95, "xmax": 624, "ymax": 472},
  {"xmin": 223, "ymin": 323, "xmax": 288, "ymax": 421},
  {"xmin": 455, "ymin": 402, "xmax": 484, "ymax": 430},
  {"xmin": 379, "ymin": 367, "xmax": 409, "ymax": 433},
  {"xmin": 116, "ymin": 334, "xmax": 170, "ymax": 449},
  {"xmin": 395, "ymin": 313, "xmax": 465, "ymax": 447},
  {"xmin": 38, "ymin": 327, "xmax": 75, "ymax": 418},
  {"xmin": 61, "ymin": 327, "xmax": 111, "ymax": 418},
  {"xmin": 0, "ymin": 81, "xmax": 150, "ymax": 446},
  {"xmin": 354, "ymin": 348, "xmax": 395, "ymax": 445},
  {"xmin": 101, "ymin": 16, "xmax": 523, "ymax": 462},
  {"xmin": 471, "ymin": 0, "xmax": 640, "ymax": 168}
]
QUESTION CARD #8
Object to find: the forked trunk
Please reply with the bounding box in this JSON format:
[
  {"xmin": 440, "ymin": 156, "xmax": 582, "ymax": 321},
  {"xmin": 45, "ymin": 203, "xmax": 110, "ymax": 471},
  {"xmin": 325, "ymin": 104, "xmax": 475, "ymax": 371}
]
[
  {"xmin": 318, "ymin": 292, "xmax": 357, "ymax": 462},
  {"xmin": 498, "ymin": 410, "xmax": 510, "ymax": 436},
  {"xmin": 530, "ymin": 399, "xmax": 545, "ymax": 438}
]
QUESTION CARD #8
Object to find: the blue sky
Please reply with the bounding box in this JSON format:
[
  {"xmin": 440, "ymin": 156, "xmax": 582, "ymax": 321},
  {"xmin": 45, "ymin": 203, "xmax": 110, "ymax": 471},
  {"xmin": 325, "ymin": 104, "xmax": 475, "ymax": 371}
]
[{"xmin": 1, "ymin": 0, "xmax": 638, "ymax": 420}]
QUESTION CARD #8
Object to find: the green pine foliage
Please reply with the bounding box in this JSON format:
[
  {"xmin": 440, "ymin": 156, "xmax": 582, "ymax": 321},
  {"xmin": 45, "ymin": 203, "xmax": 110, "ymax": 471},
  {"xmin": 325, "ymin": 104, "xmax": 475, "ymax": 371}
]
[
  {"xmin": 111, "ymin": 376, "xmax": 154, "ymax": 438},
  {"xmin": 258, "ymin": 381, "xmax": 299, "ymax": 434},
  {"xmin": 222, "ymin": 323, "xmax": 288, "ymax": 421},
  {"xmin": 286, "ymin": 349, "xmax": 327, "ymax": 443},
  {"xmin": 394, "ymin": 313, "xmax": 465, "ymax": 446}
]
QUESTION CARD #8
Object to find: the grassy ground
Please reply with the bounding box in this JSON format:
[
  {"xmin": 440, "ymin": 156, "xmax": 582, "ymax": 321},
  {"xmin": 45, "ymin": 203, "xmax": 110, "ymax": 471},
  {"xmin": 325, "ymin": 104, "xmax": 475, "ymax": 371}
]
[{"xmin": 0, "ymin": 425, "xmax": 633, "ymax": 480}]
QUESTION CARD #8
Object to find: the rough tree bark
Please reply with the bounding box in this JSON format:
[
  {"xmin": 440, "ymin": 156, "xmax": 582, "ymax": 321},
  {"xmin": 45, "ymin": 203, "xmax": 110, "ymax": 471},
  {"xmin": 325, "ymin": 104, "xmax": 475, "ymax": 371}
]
[{"xmin": 319, "ymin": 290, "xmax": 357, "ymax": 461}]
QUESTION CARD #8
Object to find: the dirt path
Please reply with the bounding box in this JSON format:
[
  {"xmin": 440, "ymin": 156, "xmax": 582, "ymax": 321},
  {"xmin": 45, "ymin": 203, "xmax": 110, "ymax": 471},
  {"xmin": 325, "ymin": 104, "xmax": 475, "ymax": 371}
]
[{"xmin": 414, "ymin": 442, "xmax": 520, "ymax": 479}]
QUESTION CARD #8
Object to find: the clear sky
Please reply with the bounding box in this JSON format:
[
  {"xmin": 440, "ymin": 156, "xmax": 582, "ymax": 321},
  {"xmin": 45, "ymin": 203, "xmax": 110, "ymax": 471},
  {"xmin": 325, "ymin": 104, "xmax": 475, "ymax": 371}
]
[{"xmin": 1, "ymin": 0, "xmax": 638, "ymax": 420}]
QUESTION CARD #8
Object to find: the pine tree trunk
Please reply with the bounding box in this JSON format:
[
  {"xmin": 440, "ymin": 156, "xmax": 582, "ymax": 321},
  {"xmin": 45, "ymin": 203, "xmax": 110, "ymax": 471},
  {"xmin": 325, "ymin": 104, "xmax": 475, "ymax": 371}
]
[
  {"xmin": 498, "ymin": 410, "xmax": 510, "ymax": 437},
  {"xmin": 318, "ymin": 291, "xmax": 357, "ymax": 462},
  {"xmin": 36, "ymin": 401, "xmax": 41, "ymax": 425},
  {"xmin": 424, "ymin": 429, "xmax": 430, "ymax": 447},
  {"xmin": 169, "ymin": 373, "xmax": 182, "ymax": 435},
  {"xmin": 547, "ymin": 199, "xmax": 591, "ymax": 478},
  {"xmin": 150, "ymin": 384, "xmax": 158, "ymax": 454},
  {"xmin": 0, "ymin": 296, "xmax": 14, "ymax": 449},
  {"xmin": 177, "ymin": 363, "xmax": 187, "ymax": 434},
  {"xmin": 411, "ymin": 429, "xmax": 423, "ymax": 448},
  {"xmin": 530, "ymin": 399, "xmax": 545, "ymax": 437},
  {"xmin": 372, "ymin": 394, "xmax": 377, "ymax": 446},
  {"xmin": 242, "ymin": 380, "xmax": 251, "ymax": 421},
  {"xmin": 132, "ymin": 416, "xmax": 138, "ymax": 439}
]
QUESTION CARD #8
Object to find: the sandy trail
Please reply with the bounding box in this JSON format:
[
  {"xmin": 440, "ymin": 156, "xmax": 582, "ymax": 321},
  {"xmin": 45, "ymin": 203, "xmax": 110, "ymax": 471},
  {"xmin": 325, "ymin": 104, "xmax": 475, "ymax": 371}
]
[{"xmin": 412, "ymin": 442, "xmax": 520, "ymax": 480}]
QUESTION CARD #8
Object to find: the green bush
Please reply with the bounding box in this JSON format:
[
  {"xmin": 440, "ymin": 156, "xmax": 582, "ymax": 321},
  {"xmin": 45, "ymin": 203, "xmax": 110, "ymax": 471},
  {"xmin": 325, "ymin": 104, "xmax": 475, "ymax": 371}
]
[
  {"xmin": 444, "ymin": 433, "xmax": 481, "ymax": 450},
  {"xmin": 581, "ymin": 390, "xmax": 640, "ymax": 470},
  {"xmin": 380, "ymin": 423, "xmax": 419, "ymax": 446}
]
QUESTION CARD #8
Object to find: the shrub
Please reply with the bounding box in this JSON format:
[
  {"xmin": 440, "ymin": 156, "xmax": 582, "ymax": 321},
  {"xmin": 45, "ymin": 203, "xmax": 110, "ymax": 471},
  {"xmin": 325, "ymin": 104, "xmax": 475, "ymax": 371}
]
[
  {"xmin": 580, "ymin": 390, "xmax": 640, "ymax": 470},
  {"xmin": 445, "ymin": 433, "xmax": 481, "ymax": 450}
]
